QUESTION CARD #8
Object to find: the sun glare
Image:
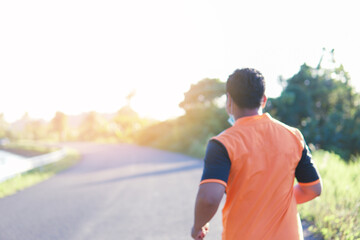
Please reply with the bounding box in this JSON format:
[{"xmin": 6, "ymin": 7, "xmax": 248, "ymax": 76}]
[{"xmin": 0, "ymin": 0, "xmax": 359, "ymax": 123}]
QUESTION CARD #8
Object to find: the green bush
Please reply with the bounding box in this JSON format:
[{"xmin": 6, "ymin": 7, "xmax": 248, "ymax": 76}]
[{"xmin": 134, "ymin": 106, "xmax": 228, "ymax": 158}]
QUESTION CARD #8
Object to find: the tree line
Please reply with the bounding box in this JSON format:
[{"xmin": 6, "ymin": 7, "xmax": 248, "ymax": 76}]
[{"xmin": 0, "ymin": 106, "xmax": 154, "ymax": 143}]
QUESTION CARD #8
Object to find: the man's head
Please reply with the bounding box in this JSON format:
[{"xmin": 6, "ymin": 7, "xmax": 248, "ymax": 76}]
[{"xmin": 226, "ymin": 68, "xmax": 266, "ymax": 109}]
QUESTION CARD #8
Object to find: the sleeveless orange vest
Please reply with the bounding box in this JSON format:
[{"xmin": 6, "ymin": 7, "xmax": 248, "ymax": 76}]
[{"xmin": 212, "ymin": 113, "xmax": 304, "ymax": 240}]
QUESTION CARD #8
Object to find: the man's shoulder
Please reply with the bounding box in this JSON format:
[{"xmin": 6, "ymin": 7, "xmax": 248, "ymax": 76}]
[
  {"xmin": 212, "ymin": 114, "xmax": 305, "ymax": 144},
  {"xmin": 211, "ymin": 126, "xmax": 235, "ymax": 141},
  {"xmin": 268, "ymin": 115, "xmax": 305, "ymax": 143}
]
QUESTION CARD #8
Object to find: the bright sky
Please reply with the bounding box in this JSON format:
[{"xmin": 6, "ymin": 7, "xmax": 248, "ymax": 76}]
[{"xmin": 1, "ymin": 0, "xmax": 359, "ymax": 123}]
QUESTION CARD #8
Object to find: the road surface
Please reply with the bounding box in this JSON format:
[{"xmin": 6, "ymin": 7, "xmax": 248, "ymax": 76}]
[
  {"xmin": 0, "ymin": 143, "xmax": 223, "ymax": 240},
  {"xmin": 0, "ymin": 142, "xmax": 319, "ymax": 240}
]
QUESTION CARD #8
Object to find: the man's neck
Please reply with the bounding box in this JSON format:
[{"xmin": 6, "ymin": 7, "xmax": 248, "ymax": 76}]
[{"xmin": 234, "ymin": 108, "xmax": 263, "ymax": 120}]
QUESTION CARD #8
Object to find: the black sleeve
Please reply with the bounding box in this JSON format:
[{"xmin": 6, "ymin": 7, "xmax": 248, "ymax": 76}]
[
  {"xmin": 201, "ymin": 139, "xmax": 231, "ymax": 184},
  {"xmin": 295, "ymin": 144, "xmax": 320, "ymax": 183}
]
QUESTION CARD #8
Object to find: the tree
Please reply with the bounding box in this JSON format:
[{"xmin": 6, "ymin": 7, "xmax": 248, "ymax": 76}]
[
  {"xmin": 113, "ymin": 106, "xmax": 141, "ymax": 140},
  {"xmin": 126, "ymin": 90, "xmax": 136, "ymax": 107},
  {"xmin": 78, "ymin": 111, "xmax": 112, "ymax": 141},
  {"xmin": 266, "ymin": 50, "xmax": 360, "ymax": 160},
  {"xmin": 136, "ymin": 78, "xmax": 228, "ymax": 158},
  {"xmin": 50, "ymin": 112, "xmax": 68, "ymax": 141},
  {"xmin": 179, "ymin": 78, "xmax": 225, "ymax": 112},
  {"xmin": 25, "ymin": 119, "xmax": 48, "ymax": 140}
]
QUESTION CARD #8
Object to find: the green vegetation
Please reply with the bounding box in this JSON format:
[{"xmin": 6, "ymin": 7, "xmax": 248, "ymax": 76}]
[
  {"xmin": 136, "ymin": 106, "xmax": 228, "ymax": 158},
  {"xmin": 298, "ymin": 151, "xmax": 360, "ymax": 239},
  {"xmin": 266, "ymin": 57, "xmax": 360, "ymax": 160},
  {"xmin": 135, "ymin": 78, "xmax": 228, "ymax": 158},
  {"xmin": 0, "ymin": 93, "xmax": 155, "ymax": 143},
  {"xmin": 0, "ymin": 148, "xmax": 80, "ymax": 198}
]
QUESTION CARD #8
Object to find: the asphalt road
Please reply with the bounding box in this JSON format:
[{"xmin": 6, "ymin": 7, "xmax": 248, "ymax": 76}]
[
  {"xmin": 0, "ymin": 143, "xmax": 223, "ymax": 240},
  {"xmin": 0, "ymin": 142, "xmax": 318, "ymax": 240}
]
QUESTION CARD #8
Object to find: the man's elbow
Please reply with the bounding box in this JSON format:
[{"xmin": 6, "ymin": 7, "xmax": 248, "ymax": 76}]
[
  {"xmin": 294, "ymin": 181, "xmax": 322, "ymax": 204},
  {"xmin": 197, "ymin": 192, "xmax": 221, "ymax": 208},
  {"xmin": 315, "ymin": 186, "xmax": 322, "ymax": 196},
  {"xmin": 310, "ymin": 182, "xmax": 322, "ymax": 197},
  {"xmin": 196, "ymin": 182, "xmax": 225, "ymax": 207}
]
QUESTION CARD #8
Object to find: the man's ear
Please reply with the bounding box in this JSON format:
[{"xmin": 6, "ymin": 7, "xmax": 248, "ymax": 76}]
[
  {"xmin": 226, "ymin": 93, "xmax": 231, "ymax": 110},
  {"xmin": 261, "ymin": 95, "xmax": 268, "ymax": 109},
  {"xmin": 226, "ymin": 93, "xmax": 231, "ymax": 106}
]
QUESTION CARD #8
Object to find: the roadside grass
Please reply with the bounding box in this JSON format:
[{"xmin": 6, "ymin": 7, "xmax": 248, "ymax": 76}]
[
  {"xmin": 0, "ymin": 148, "xmax": 80, "ymax": 198},
  {"xmin": 0, "ymin": 140, "xmax": 60, "ymax": 157},
  {"xmin": 298, "ymin": 150, "xmax": 360, "ymax": 240}
]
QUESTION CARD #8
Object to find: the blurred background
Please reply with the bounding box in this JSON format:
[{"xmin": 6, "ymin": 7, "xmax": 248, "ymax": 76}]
[{"xmin": 1, "ymin": 0, "xmax": 359, "ymax": 239}]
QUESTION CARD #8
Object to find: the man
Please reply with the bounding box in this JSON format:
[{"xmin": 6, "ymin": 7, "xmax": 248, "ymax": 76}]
[{"xmin": 191, "ymin": 68, "xmax": 322, "ymax": 240}]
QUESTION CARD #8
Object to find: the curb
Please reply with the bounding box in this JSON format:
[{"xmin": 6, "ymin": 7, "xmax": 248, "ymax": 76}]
[{"xmin": 0, "ymin": 149, "xmax": 67, "ymax": 183}]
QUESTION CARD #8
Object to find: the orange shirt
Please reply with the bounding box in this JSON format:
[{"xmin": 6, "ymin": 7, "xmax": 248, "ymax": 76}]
[{"xmin": 204, "ymin": 113, "xmax": 307, "ymax": 239}]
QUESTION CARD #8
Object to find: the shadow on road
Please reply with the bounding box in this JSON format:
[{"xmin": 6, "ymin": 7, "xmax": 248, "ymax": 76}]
[{"xmin": 84, "ymin": 162, "xmax": 202, "ymax": 186}]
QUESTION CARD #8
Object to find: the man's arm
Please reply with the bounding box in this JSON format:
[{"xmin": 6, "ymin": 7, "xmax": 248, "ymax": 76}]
[
  {"xmin": 191, "ymin": 139, "xmax": 230, "ymax": 239},
  {"xmin": 294, "ymin": 180, "xmax": 322, "ymax": 204},
  {"xmin": 192, "ymin": 183, "xmax": 225, "ymax": 239},
  {"xmin": 294, "ymin": 143, "xmax": 322, "ymax": 204}
]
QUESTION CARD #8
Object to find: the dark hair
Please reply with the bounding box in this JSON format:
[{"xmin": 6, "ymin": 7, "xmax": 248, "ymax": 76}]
[{"xmin": 226, "ymin": 68, "xmax": 265, "ymax": 109}]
